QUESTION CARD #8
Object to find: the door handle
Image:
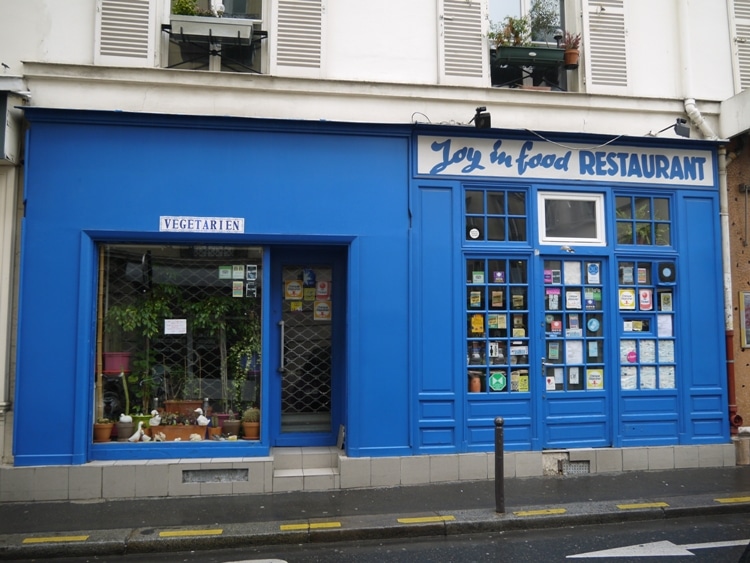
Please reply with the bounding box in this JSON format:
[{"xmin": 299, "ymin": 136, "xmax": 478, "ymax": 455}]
[{"xmin": 277, "ymin": 320, "xmax": 286, "ymax": 374}]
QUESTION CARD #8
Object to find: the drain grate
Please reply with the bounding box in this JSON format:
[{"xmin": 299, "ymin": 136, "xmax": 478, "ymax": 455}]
[{"xmin": 559, "ymin": 460, "xmax": 590, "ymax": 475}]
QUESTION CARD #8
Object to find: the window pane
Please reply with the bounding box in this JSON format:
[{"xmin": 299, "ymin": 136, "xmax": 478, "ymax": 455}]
[
  {"xmin": 544, "ymin": 200, "xmax": 597, "ymax": 238},
  {"xmin": 616, "ymin": 196, "xmax": 632, "ymax": 219},
  {"xmin": 487, "ymin": 192, "xmax": 505, "ymax": 214},
  {"xmin": 617, "ymin": 222, "xmax": 633, "ymax": 245},
  {"xmin": 508, "ymin": 192, "xmax": 526, "ymax": 215},
  {"xmin": 508, "ymin": 218, "xmax": 526, "ymax": 241},
  {"xmin": 635, "ymin": 222, "xmax": 651, "ymax": 245},
  {"xmin": 487, "ymin": 217, "xmax": 506, "ymax": 241},
  {"xmin": 654, "ymin": 198, "xmax": 670, "ymax": 220},
  {"xmin": 466, "ymin": 217, "xmax": 484, "ymax": 240},
  {"xmin": 466, "ymin": 191, "xmax": 484, "ymax": 214},
  {"xmin": 655, "ymin": 223, "xmax": 671, "ymax": 246},
  {"xmin": 635, "ymin": 198, "xmax": 651, "ymax": 220}
]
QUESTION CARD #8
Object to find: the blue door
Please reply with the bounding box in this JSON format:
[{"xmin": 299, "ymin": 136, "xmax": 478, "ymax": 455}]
[
  {"xmin": 269, "ymin": 247, "xmax": 346, "ymax": 447},
  {"xmin": 539, "ymin": 256, "xmax": 611, "ymax": 448}
]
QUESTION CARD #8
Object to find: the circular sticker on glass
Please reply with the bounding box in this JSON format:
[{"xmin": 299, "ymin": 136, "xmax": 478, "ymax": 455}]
[
  {"xmin": 545, "ymin": 314, "xmax": 554, "ymax": 323},
  {"xmin": 469, "ymin": 228, "xmax": 480, "ymax": 239},
  {"xmin": 587, "ymin": 318, "xmax": 600, "ymax": 332}
]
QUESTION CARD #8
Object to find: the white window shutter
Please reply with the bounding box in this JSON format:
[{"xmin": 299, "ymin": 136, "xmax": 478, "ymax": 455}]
[
  {"xmin": 439, "ymin": 0, "xmax": 487, "ymax": 86},
  {"xmin": 732, "ymin": 0, "xmax": 750, "ymax": 91},
  {"xmin": 582, "ymin": 0, "xmax": 628, "ymax": 93},
  {"xmin": 95, "ymin": 0, "xmax": 156, "ymax": 67},
  {"xmin": 272, "ymin": 0, "xmax": 324, "ymax": 77}
]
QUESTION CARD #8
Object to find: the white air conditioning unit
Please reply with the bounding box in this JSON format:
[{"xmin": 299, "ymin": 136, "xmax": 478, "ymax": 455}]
[{"xmin": 0, "ymin": 91, "xmax": 26, "ymax": 166}]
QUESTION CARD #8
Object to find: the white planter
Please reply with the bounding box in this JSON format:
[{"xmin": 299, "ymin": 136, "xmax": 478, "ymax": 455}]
[{"xmin": 170, "ymin": 15, "xmax": 253, "ymax": 43}]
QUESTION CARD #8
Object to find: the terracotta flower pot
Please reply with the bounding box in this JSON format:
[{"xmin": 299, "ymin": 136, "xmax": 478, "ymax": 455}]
[
  {"xmin": 241, "ymin": 421, "xmax": 260, "ymax": 440},
  {"xmin": 93, "ymin": 423, "xmax": 114, "ymax": 443}
]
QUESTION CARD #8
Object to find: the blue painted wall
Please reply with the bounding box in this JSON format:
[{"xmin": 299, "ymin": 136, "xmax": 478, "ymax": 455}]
[{"xmin": 16, "ymin": 110, "xmax": 411, "ymax": 465}]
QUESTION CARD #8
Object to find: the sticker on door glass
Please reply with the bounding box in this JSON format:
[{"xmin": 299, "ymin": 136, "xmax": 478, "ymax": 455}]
[
  {"xmin": 619, "ymin": 288, "xmax": 636, "ymax": 310},
  {"xmin": 285, "ymin": 280, "xmax": 303, "ymax": 300},
  {"xmin": 313, "ymin": 301, "xmax": 332, "ymax": 321},
  {"xmin": 316, "ymin": 281, "xmax": 331, "ymax": 299},
  {"xmin": 586, "ymin": 368, "xmax": 604, "ymax": 389}
]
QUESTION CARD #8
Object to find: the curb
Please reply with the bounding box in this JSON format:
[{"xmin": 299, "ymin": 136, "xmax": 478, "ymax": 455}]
[{"xmin": 1, "ymin": 494, "xmax": 748, "ymax": 560}]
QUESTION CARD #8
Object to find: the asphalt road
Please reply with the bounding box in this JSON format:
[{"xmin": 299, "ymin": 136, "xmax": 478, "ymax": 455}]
[{"xmin": 39, "ymin": 512, "xmax": 750, "ymax": 563}]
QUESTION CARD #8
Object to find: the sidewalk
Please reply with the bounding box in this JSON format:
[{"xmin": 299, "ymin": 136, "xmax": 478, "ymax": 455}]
[{"xmin": 1, "ymin": 466, "xmax": 749, "ymax": 560}]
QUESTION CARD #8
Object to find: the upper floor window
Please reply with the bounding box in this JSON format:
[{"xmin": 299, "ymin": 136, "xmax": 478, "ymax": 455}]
[
  {"xmin": 166, "ymin": 0, "xmax": 266, "ymax": 73},
  {"xmin": 615, "ymin": 196, "xmax": 671, "ymax": 247}
]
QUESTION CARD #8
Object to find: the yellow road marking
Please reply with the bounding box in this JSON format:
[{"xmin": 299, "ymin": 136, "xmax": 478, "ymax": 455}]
[
  {"xmin": 616, "ymin": 502, "xmax": 669, "ymax": 510},
  {"xmin": 310, "ymin": 522, "xmax": 341, "ymax": 529},
  {"xmin": 513, "ymin": 508, "xmax": 567, "ymax": 517},
  {"xmin": 397, "ymin": 515, "xmax": 456, "ymax": 524},
  {"xmin": 280, "ymin": 523, "xmax": 310, "ymax": 531},
  {"xmin": 280, "ymin": 522, "xmax": 342, "ymax": 531},
  {"xmin": 159, "ymin": 529, "xmax": 223, "ymax": 538},
  {"xmin": 22, "ymin": 535, "xmax": 89, "ymax": 544},
  {"xmin": 714, "ymin": 496, "xmax": 750, "ymax": 504}
]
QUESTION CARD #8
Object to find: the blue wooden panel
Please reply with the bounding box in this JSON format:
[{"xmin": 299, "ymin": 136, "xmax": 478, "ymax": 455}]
[
  {"xmin": 681, "ymin": 197, "xmax": 726, "ymax": 390},
  {"xmin": 420, "ymin": 400, "xmax": 455, "ymax": 420},
  {"xmin": 545, "ymin": 396, "xmax": 607, "ymax": 416},
  {"xmin": 467, "ymin": 397, "xmax": 532, "ymax": 417},
  {"xmin": 621, "ymin": 420, "xmax": 678, "ymax": 438},
  {"xmin": 691, "ymin": 419, "xmax": 723, "ymax": 437},
  {"xmin": 467, "ymin": 423, "xmax": 532, "ymax": 449},
  {"xmin": 415, "ymin": 186, "xmax": 456, "ymax": 393},
  {"xmin": 621, "ymin": 395, "xmax": 678, "ymax": 414},
  {"xmin": 420, "ymin": 427, "xmax": 455, "ymax": 446},
  {"xmin": 546, "ymin": 422, "xmax": 608, "ymax": 444},
  {"xmin": 690, "ymin": 394, "xmax": 723, "ymax": 413}
]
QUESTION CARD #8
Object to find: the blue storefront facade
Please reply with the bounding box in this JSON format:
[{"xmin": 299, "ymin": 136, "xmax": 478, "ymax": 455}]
[{"xmin": 12, "ymin": 108, "xmax": 728, "ymax": 469}]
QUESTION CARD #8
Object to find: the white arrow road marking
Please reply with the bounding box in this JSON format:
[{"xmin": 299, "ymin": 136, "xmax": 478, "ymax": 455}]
[{"xmin": 567, "ymin": 539, "xmax": 749, "ymax": 558}]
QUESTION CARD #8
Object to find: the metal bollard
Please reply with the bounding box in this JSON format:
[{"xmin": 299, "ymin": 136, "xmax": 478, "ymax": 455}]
[{"xmin": 495, "ymin": 416, "xmax": 504, "ymax": 513}]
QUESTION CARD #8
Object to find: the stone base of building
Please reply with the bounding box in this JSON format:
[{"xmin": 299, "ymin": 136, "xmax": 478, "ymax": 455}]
[{"xmin": 0, "ymin": 444, "xmax": 736, "ymax": 502}]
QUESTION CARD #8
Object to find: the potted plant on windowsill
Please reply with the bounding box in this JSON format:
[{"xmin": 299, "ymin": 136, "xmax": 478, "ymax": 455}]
[
  {"xmin": 93, "ymin": 417, "xmax": 115, "ymax": 442},
  {"xmin": 170, "ymin": 0, "xmax": 254, "ymax": 42},
  {"xmin": 241, "ymin": 406, "xmax": 260, "ymax": 440},
  {"xmin": 562, "ymin": 31, "xmax": 581, "ymax": 69}
]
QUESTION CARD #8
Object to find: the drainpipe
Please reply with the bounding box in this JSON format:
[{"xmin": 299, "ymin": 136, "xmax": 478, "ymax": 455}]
[
  {"xmin": 718, "ymin": 146, "xmax": 743, "ymax": 433},
  {"xmin": 684, "ymin": 98, "xmax": 719, "ymax": 141}
]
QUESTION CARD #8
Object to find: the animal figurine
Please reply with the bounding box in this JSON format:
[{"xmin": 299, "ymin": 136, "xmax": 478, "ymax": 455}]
[
  {"xmin": 149, "ymin": 410, "xmax": 161, "ymax": 426},
  {"xmin": 153, "ymin": 431, "xmax": 166, "ymax": 442},
  {"xmin": 194, "ymin": 408, "xmax": 210, "ymax": 426},
  {"xmin": 189, "ymin": 433, "xmax": 203, "ymax": 441},
  {"xmin": 128, "ymin": 421, "xmax": 144, "ymax": 442},
  {"xmin": 119, "ymin": 413, "xmax": 132, "ymax": 424}
]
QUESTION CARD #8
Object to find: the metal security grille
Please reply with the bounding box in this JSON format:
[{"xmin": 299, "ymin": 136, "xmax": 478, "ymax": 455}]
[
  {"xmin": 280, "ymin": 265, "xmax": 332, "ymax": 433},
  {"xmin": 98, "ymin": 244, "xmax": 262, "ymax": 419}
]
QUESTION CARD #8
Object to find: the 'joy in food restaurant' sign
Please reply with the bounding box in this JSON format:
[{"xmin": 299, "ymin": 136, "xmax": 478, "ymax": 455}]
[{"xmin": 417, "ymin": 136, "xmax": 713, "ymax": 186}]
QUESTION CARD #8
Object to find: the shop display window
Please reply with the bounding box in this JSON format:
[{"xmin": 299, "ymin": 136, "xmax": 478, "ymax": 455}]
[
  {"xmin": 542, "ymin": 259, "xmax": 605, "ymax": 391},
  {"xmin": 615, "ymin": 195, "xmax": 671, "ymax": 246},
  {"xmin": 94, "ymin": 244, "xmax": 263, "ymax": 443},
  {"xmin": 465, "ymin": 188, "xmax": 527, "ymax": 242},
  {"xmin": 617, "ymin": 260, "xmax": 677, "ymax": 390},
  {"xmin": 466, "ymin": 258, "xmax": 530, "ymax": 393}
]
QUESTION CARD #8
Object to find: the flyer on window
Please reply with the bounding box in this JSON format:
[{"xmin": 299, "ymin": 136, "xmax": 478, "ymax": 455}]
[{"xmin": 566, "ymin": 290, "xmax": 582, "ymax": 309}]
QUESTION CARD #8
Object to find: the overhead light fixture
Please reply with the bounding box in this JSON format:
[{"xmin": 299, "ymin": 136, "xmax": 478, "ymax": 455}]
[
  {"xmin": 647, "ymin": 118, "xmax": 690, "ymax": 138},
  {"xmin": 470, "ymin": 106, "xmax": 491, "ymax": 129}
]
